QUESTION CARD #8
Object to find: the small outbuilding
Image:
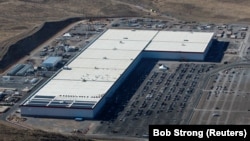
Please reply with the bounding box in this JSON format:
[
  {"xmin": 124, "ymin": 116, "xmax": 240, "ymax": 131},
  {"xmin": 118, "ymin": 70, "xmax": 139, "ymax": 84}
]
[{"xmin": 42, "ymin": 56, "xmax": 62, "ymax": 68}]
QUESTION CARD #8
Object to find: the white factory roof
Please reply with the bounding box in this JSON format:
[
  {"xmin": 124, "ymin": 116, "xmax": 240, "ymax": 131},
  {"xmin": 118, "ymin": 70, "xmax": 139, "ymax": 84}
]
[
  {"xmin": 145, "ymin": 31, "xmax": 214, "ymax": 53},
  {"xmin": 23, "ymin": 29, "xmax": 214, "ymax": 109},
  {"xmin": 23, "ymin": 29, "xmax": 157, "ymax": 108}
]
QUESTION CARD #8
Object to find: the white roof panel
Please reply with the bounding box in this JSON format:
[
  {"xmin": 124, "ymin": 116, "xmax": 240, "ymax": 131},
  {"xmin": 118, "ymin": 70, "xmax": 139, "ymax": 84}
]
[
  {"xmin": 68, "ymin": 58, "xmax": 132, "ymax": 69},
  {"xmin": 146, "ymin": 42, "xmax": 209, "ymax": 52},
  {"xmin": 77, "ymin": 49, "xmax": 141, "ymax": 60},
  {"xmin": 54, "ymin": 68, "xmax": 123, "ymax": 82},
  {"xmin": 146, "ymin": 31, "xmax": 214, "ymax": 52},
  {"xmin": 99, "ymin": 29, "xmax": 158, "ymax": 41},
  {"xmin": 152, "ymin": 31, "xmax": 214, "ymax": 43},
  {"xmin": 35, "ymin": 80, "xmax": 113, "ymax": 102},
  {"xmin": 89, "ymin": 40, "xmax": 149, "ymax": 51}
]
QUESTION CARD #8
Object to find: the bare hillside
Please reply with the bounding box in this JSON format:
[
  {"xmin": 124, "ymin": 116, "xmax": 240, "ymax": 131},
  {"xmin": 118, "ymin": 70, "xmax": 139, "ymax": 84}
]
[
  {"xmin": 122, "ymin": 0, "xmax": 250, "ymax": 23},
  {"xmin": 0, "ymin": 0, "xmax": 144, "ymax": 60},
  {"xmin": 1, "ymin": 0, "xmax": 250, "ymax": 61}
]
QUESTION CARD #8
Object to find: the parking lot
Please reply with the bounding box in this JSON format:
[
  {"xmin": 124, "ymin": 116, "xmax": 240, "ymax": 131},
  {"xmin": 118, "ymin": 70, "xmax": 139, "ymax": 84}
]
[
  {"xmin": 190, "ymin": 67, "xmax": 250, "ymax": 124},
  {"xmin": 93, "ymin": 60, "xmax": 218, "ymax": 137}
]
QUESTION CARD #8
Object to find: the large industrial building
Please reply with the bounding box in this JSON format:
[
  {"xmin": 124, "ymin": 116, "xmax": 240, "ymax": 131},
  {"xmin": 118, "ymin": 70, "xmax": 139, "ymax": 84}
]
[{"xmin": 20, "ymin": 29, "xmax": 214, "ymax": 119}]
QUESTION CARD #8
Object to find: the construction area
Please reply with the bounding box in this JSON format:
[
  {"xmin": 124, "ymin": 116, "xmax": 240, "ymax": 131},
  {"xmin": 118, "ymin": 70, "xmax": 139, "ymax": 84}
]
[{"xmin": 0, "ymin": 17, "xmax": 249, "ymax": 140}]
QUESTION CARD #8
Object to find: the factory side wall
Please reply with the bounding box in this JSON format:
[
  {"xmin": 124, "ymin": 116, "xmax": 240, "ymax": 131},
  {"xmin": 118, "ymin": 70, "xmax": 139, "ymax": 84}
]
[
  {"xmin": 92, "ymin": 95, "xmax": 106, "ymax": 118},
  {"xmin": 106, "ymin": 53, "xmax": 143, "ymax": 98},
  {"xmin": 93, "ymin": 53, "xmax": 143, "ymax": 117},
  {"xmin": 141, "ymin": 51, "xmax": 204, "ymax": 61},
  {"xmin": 21, "ymin": 106, "xmax": 94, "ymax": 118},
  {"xmin": 203, "ymin": 39, "xmax": 215, "ymax": 60}
]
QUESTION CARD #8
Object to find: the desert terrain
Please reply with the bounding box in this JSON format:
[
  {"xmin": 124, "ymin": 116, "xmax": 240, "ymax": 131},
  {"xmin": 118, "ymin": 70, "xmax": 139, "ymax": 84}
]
[
  {"xmin": 0, "ymin": 121, "xmax": 90, "ymax": 141},
  {"xmin": 1, "ymin": 0, "xmax": 250, "ymax": 140},
  {"xmin": 2, "ymin": 0, "xmax": 250, "ymax": 60}
]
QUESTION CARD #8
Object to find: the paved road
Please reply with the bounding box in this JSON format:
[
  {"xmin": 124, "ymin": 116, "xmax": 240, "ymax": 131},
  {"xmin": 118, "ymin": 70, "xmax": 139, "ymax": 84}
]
[
  {"xmin": 239, "ymin": 25, "xmax": 250, "ymax": 59},
  {"xmin": 0, "ymin": 77, "xmax": 49, "ymax": 129}
]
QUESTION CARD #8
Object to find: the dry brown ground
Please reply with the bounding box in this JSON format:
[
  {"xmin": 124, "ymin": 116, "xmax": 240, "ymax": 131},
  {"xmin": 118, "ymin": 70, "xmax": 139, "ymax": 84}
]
[
  {"xmin": 0, "ymin": 0, "xmax": 145, "ymax": 60},
  {"xmin": 123, "ymin": 0, "xmax": 250, "ymax": 23},
  {"xmin": 1, "ymin": 0, "xmax": 250, "ymax": 60},
  {"xmin": 0, "ymin": 121, "xmax": 91, "ymax": 141}
]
